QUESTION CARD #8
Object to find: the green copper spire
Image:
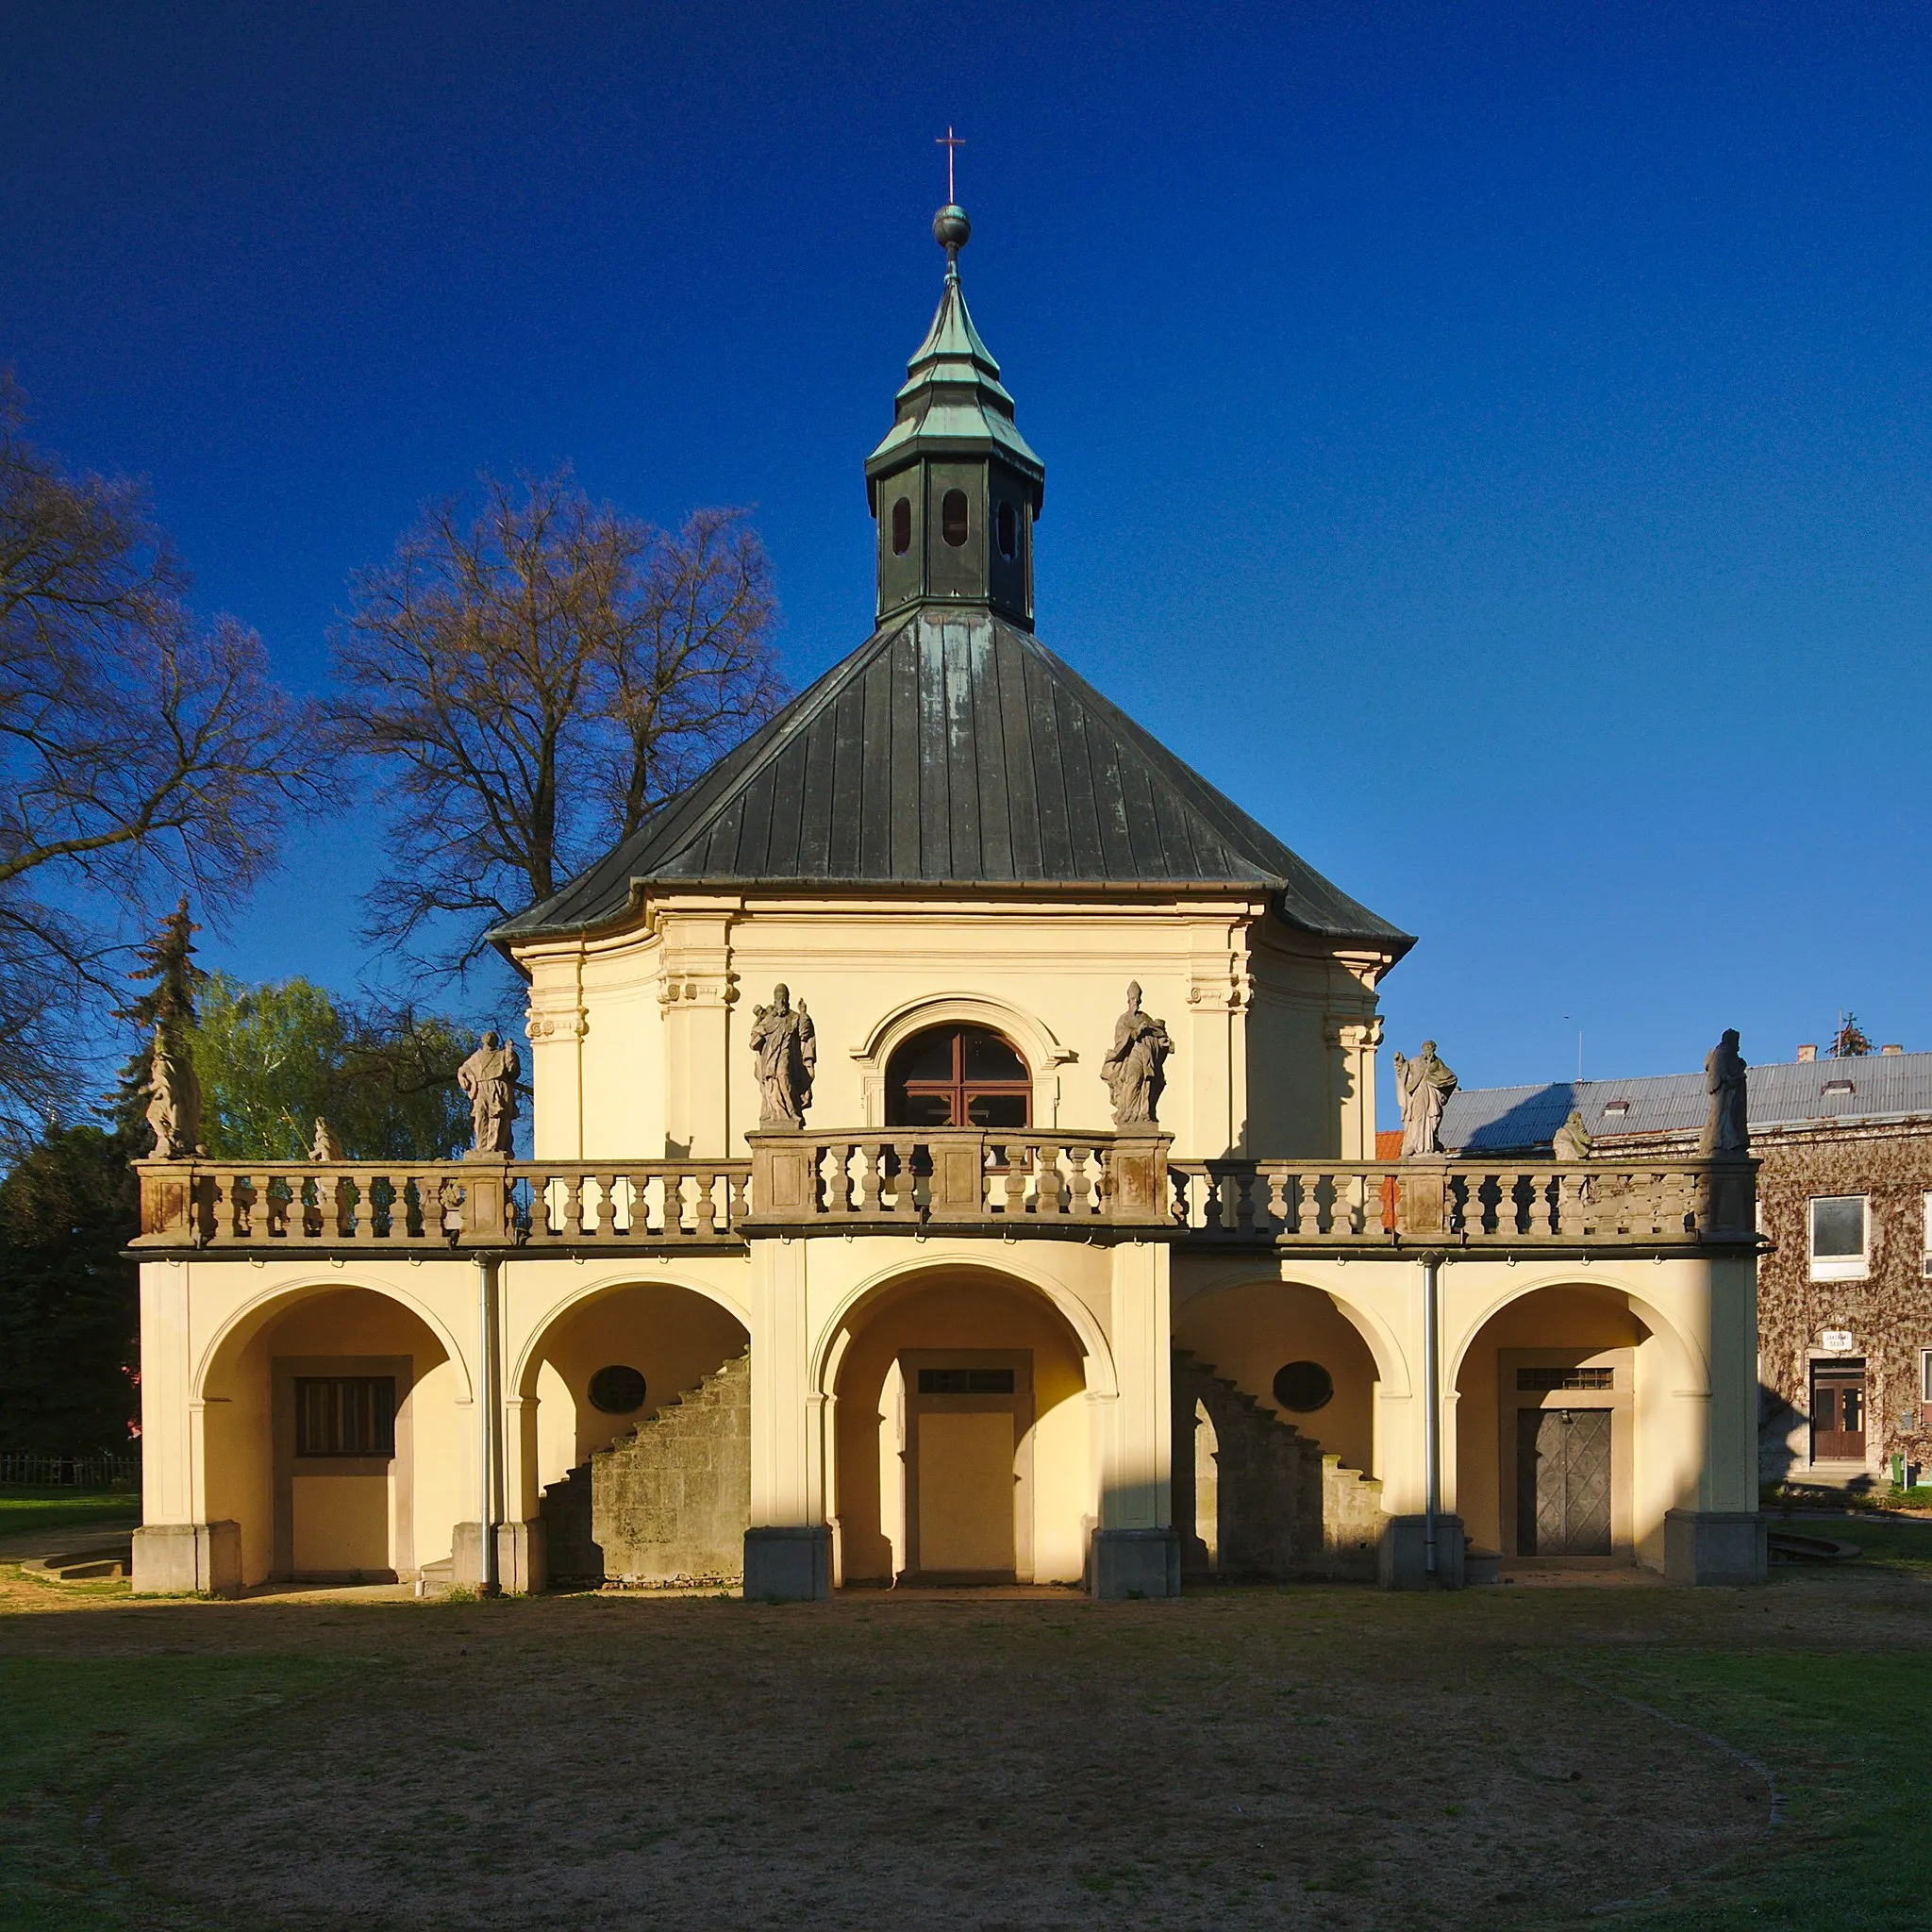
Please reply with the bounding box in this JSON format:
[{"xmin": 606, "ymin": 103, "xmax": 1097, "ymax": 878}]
[{"xmin": 866, "ymin": 203, "xmax": 1045, "ymax": 629}]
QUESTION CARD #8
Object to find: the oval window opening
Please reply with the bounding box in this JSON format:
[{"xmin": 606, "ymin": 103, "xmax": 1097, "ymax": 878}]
[
  {"xmin": 941, "ymin": 489, "xmax": 969, "ymax": 548},
  {"xmin": 891, "ymin": 497, "xmax": 912, "ymax": 556},
  {"xmin": 1273, "ymin": 1360, "xmax": 1333, "ymax": 1413},
  {"xmin": 996, "ymin": 500, "xmax": 1018, "ymax": 560},
  {"xmin": 589, "ymin": 1365, "xmax": 648, "ymax": 1414}
]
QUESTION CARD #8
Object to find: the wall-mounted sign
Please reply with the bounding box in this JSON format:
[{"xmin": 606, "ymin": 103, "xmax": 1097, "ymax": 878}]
[{"xmin": 1822, "ymin": 1328, "xmax": 1856, "ymax": 1354}]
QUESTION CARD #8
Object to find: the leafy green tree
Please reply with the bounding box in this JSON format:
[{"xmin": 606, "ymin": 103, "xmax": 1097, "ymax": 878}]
[
  {"xmin": 0, "ymin": 1124, "xmax": 139, "ymax": 1453},
  {"xmin": 191, "ymin": 974, "xmax": 476, "ymax": 1159}
]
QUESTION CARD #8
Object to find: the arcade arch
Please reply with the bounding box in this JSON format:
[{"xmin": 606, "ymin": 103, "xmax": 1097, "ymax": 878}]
[
  {"xmin": 1452, "ymin": 1279, "xmax": 1701, "ymax": 1568},
  {"xmin": 197, "ymin": 1280, "xmax": 460, "ymax": 1588},
  {"xmin": 825, "ymin": 1264, "xmax": 1096, "ymax": 1588}
]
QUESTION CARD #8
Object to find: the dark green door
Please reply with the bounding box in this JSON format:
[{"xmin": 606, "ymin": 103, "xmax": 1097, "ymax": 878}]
[{"xmin": 1517, "ymin": 1407, "xmax": 1613, "ymax": 1556}]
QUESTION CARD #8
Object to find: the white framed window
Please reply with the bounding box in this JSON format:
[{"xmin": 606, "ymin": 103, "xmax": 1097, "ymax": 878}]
[
  {"xmin": 1923, "ymin": 1194, "xmax": 1932, "ymax": 1279},
  {"xmin": 1808, "ymin": 1195, "xmax": 1869, "ymax": 1281},
  {"xmin": 1921, "ymin": 1349, "xmax": 1932, "ymax": 1406}
]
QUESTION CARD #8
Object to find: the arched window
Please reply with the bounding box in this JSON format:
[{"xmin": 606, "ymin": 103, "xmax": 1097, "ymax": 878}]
[
  {"xmin": 891, "ymin": 496, "xmax": 912, "ymax": 556},
  {"xmin": 995, "ymin": 499, "xmax": 1018, "ymax": 560},
  {"xmin": 941, "ymin": 488, "xmax": 969, "ymax": 548},
  {"xmin": 886, "ymin": 1024, "xmax": 1030, "ymax": 1128}
]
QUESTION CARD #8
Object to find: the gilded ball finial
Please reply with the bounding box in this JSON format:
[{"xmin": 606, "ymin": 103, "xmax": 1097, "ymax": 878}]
[{"xmin": 933, "ymin": 203, "xmax": 971, "ymax": 258}]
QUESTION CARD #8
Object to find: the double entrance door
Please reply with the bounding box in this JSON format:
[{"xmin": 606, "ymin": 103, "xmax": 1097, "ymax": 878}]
[
  {"xmin": 1809, "ymin": 1359, "xmax": 1867, "ymax": 1462},
  {"xmin": 1516, "ymin": 1407, "xmax": 1613, "ymax": 1557}
]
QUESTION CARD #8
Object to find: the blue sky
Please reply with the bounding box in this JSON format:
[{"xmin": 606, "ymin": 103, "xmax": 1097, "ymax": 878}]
[{"xmin": 6, "ymin": 2, "xmax": 1930, "ymax": 1109}]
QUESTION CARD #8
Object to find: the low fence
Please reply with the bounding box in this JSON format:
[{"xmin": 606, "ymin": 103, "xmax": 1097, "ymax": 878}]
[{"xmin": 0, "ymin": 1453, "xmax": 140, "ymax": 1490}]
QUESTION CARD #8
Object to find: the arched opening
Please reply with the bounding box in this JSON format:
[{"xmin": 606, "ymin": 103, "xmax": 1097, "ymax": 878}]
[
  {"xmin": 995, "ymin": 498, "xmax": 1018, "ymax": 559},
  {"xmin": 891, "ymin": 496, "xmax": 911, "ymax": 556},
  {"xmin": 831, "ymin": 1266, "xmax": 1092, "ymax": 1587},
  {"xmin": 941, "ymin": 487, "xmax": 969, "ymax": 547},
  {"xmin": 1171, "ymin": 1279, "xmax": 1386, "ymax": 1580},
  {"xmin": 521, "ymin": 1282, "xmax": 749, "ymax": 1587},
  {"xmin": 1453, "ymin": 1283, "xmax": 1658, "ymax": 1566},
  {"xmin": 886, "ymin": 1024, "xmax": 1030, "ymax": 1128},
  {"xmin": 199, "ymin": 1284, "xmax": 459, "ymax": 1588}
]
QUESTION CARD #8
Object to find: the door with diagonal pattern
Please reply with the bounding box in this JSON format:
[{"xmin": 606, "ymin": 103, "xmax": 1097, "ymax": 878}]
[{"xmin": 1517, "ymin": 1407, "xmax": 1613, "ymax": 1556}]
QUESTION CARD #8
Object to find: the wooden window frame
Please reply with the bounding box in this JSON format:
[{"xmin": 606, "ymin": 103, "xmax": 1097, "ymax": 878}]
[{"xmin": 886, "ymin": 1024, "xmax": 1032, "ymax": 1129}]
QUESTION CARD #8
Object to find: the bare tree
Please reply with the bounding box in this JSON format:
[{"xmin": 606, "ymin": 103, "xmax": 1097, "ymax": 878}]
[
  {"xmin": 0, "ymin": 374, "xmax": 319, "ymax": 1143},
  {"xmin": 330, "ymin": 472, "xmax": 785, "ymax": 980}
]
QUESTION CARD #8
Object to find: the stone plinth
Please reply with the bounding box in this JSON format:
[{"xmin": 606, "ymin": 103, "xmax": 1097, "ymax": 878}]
[
  {"xmin": 1089, "ymin": 1526, "xmax": 1180, "ymax": 1599},
  {"xmin": 1377, "ymin": 1513, "xmax": 1466, "ymax": 1590},
  {"xmin": 1664, "ymin": 1509, "xmax": 1767, "ymax": 1585},
  {"xmin": 131, "ymin": 1520, "xmax": 242, "ymax": 1596}
]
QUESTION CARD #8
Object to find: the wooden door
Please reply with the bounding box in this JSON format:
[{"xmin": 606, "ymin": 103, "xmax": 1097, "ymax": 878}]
[
  {"xmin": 916, "ymin": 1410, "xmax": 1016, "ymax": 1576},
  {"xmin": 1810, "ymin": 1361, "xmax": 1867, "ymax": 1460},
  {"xmin": 1517, "ymin": 1407, "xmax": 1613, "ymax": 1556}
]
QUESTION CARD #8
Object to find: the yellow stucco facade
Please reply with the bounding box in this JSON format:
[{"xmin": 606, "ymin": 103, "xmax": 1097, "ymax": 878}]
[{"xmin": 128, "ymin": 208, "xmax": 1767, "ymax": 1600}]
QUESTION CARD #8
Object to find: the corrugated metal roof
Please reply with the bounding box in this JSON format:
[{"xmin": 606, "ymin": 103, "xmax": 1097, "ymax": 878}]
[
  {"xmin": 1441, "ymin": 1050, "xmax": 1932, "ymax": 1152},
  {"xmin": 491, "ymin": 609, "xmax": 1413, "ymax": 950}
]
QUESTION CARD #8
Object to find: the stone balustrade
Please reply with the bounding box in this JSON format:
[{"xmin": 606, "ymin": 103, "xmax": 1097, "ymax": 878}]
[
  {"xmin": 134, "ymin": 1158, "xmax": 751, "ymax": 1250},
  {"xmin": 741, "ymin": 1129, "xmax": 1172, "ymax": 1231},
  {"xmin": 1171, "ymin": 1155, "xmax": 1756, "ymax": 1247},
  {"xmin": 132, "ymin": 1144, "xmax": 1754, "ymax": 1252}
]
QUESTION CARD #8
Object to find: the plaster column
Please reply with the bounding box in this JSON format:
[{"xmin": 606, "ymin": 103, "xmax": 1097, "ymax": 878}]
[
  {"xmin": 658, "ymin": 908, "xmax": 738, "ymax": 1158},
  {"xmin": 1377, "ymin": 1255, "xmax": 1465, "ymax": 1589},
  {"xmin": 132, "ymin": 1259, "xmax": 242, "ymax": 1596},
  {"xmin": 1663, "ymin": 1251, "xmax": 1769, "ymax": 1583},
  {"xmin": 1091, "ymin": 1240, "xmax": 1178, "ymax": 1598},
  {"xmin": 743, "ymin": 1235, "xmax": 829, "ymax": 1598}
]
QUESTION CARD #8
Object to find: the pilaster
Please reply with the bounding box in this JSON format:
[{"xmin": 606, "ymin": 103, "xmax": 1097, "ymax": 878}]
[
  {"xmin": 1184, "ymin": 925, "xmax": 1251, "ymax": 1158},
  {"xmin": 658, "ymin": 908, "xmax": 739, "ymax": 1158},
  {"xmin": 524, "ymin": 952, "xmax": 588, "ymax": 1159},
  {"xmin": 744, "ymin": 1234, "xmax": 829, "ymax": 1598}
]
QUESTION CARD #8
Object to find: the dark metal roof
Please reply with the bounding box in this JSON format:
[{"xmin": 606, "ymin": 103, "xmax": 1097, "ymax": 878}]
[
  {"xmin": 1442, "ymin": 1050, "xmax": 1932, "ymax": 1153},
  {"xmin": 492, "ymin": 610, "xmax": 1412, "ymax": 950}
]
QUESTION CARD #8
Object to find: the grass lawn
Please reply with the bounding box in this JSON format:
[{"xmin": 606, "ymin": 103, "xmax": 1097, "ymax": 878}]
[
  {"xmin": 1, "ymin": 1532, "xmax": 1928, "ymax": 1930},
  {"xmin": 0, "ymin": 1489, "xmax": 139, "ymax": 1543}
]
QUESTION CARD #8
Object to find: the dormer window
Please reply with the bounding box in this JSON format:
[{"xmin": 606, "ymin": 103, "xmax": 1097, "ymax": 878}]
[
  {"xmin": 941, "ymin": 489, "xmax": 969, "ymax": 548},
  {"xmin": 996, "ymin": 500, "xmax": 1017, "ymax": 560},
  {"xmin": 1602, "ymin": 1100, "xmax": 1630, "ymax": 1118},
  {"xmin": 891, "ymin": 497, "xmax": 912, "ymax": 556},
  {"xmin": 1823, "ymin": 1078, "xmax": 1855, "ymax": 1096}
]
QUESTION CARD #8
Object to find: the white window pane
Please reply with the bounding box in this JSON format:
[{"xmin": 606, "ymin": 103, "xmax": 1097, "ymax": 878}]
[{"xmin": 1810, "ymin": 1196, "xmax": 1865, "ymax": 1258}]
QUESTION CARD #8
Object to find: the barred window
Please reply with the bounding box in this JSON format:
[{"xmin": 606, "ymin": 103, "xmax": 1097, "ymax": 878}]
[
  {"xmin": 1518, "ymin": 1367, "xmax": 1614, "ymax": 1391},
  {"xmin": 295, "ymin": 1377, "xmax": 395, "ymax": 1458}
]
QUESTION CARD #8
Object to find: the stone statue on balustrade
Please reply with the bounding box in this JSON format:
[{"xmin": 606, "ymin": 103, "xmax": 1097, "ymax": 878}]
[
  {"xmin": 1103, "ymin": 981, "xmax": 1173, "ymax": 1128},
  {"xmin": 1698, "ymin": 1028, "xmax": 1749, "ymax": 1157},
  {"xmin": 750, "ymin": 984, "xmax": 817, "ymax": 1128},
  {"xmin": 143, "ymin": 1024, "xmax": 202, "ymax": 1158},
  {"xmin": 458, "ymin": 1032, "xmax": 521, "ymax": 1156},
  {"xmin": 310, "ymin": 1118, "xmax": 343, "ymax": 1161},
  {"xmin": 1392, "ymin": 1040, "xmax": 1457, "ymax": 1157},
  {"xmin": 1552, "ymin": 1108, "xmax": 1593, "ymax": 1162}
]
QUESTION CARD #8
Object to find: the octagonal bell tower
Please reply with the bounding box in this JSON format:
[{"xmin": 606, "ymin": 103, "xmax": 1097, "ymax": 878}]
[{"xmin": 864, "ymin": 203, "xmax": 1046, "ymax": 630}]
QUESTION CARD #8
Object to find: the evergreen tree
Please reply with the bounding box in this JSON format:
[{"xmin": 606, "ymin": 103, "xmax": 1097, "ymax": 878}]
[
  {"xmin": 0, "ymin": 1124, "xmax": 139, "ymax": 1453},
  {"xmin": 108, "ymin": 896, "xmax": 207, "ymax": 1143}
]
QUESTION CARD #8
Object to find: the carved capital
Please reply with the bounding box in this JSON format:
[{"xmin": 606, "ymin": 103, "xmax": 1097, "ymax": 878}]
[
  {"xmin": 1326, "ymin": 1016, "xmax": 1383, "ymax": 1054},
  {"xmin": 525, "ymin": 1007, "xmax": 588, "ymax": 1042},
  {"xmin": 658, "ymin": 971, "xmax": 739, "ymax": 1009}
]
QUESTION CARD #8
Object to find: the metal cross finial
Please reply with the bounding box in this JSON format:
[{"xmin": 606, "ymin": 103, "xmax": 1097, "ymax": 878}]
[{"xmin": 936, "ymin": 125, "xmax": 964, "ymax": 203}]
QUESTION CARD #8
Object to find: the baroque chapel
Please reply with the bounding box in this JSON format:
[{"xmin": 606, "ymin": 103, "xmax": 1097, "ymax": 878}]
[{"xmin": 130, "ymin": 201, "xmax": 1766, "ymax": 1599}]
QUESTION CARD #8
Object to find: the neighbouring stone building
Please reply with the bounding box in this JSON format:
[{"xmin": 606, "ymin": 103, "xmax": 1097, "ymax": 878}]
[
  {"xmin": 1445, "ymin": 1046, "xmax": 1932, "ymax": 1495},
  {"xmin": 127, "ymin": 203, "xmax": 1766, "ymax": 1601}
]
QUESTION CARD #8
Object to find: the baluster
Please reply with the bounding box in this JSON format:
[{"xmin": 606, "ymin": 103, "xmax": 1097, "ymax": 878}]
[{"xmin": 1063, "ymin": 1142, "xmax": 1091, "ymax": 1217}]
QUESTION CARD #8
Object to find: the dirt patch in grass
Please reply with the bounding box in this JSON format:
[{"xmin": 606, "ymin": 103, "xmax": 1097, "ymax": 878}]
[{"xmin": 0, "ymin": 1582, "xmax": 1802, "ymax": 1931}]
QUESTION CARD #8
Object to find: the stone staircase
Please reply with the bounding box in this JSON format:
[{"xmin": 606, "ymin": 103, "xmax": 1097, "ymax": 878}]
[
  {"xmin": 540, "ymin": 1349, "xmax": 751, "ymax": 1588},
  {"xmin": 1172, "ymin": 1349, "xmax": 1384, "ymax": 1581}
]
